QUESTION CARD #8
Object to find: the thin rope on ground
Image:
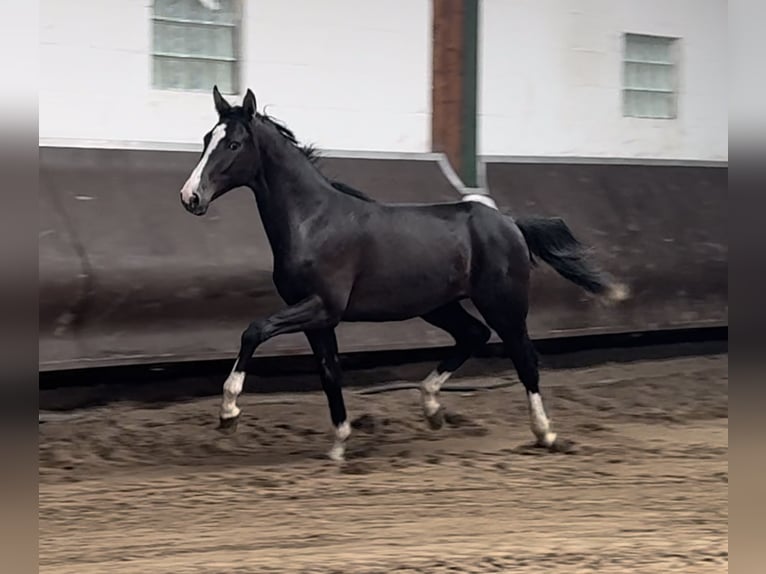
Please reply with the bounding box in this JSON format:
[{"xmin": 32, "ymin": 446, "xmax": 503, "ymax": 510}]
[{"xmin": 353, "ymin": 380, "xmax": 519, "ymax": 396}]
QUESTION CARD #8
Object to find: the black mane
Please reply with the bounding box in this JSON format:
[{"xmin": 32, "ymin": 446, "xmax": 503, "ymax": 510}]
[
  {"xmin": 328, "ymin": 181, "xmax": 376, "ymax": 202},
  {"xmin": 255, "ymin": 112, "xmax": 376, "ymax": 203}
]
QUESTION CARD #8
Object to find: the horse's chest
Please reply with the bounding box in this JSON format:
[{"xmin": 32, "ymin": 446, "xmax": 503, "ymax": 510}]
[
  {"xmin": 272, "ymin": 255, "xmax": 353, "ymax": 305},
  {"xmin": 271, "ymin": 260, "xmax": 315, "ymax": 303}
]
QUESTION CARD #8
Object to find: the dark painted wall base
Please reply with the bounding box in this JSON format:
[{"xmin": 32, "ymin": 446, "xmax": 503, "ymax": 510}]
[
  {"xmin": 39, "ymin": 147, "xmax": 727, "ymax": 370},
  {"xmin": 484, "ymin": 159, "xmax": 728, "ymax": 337}
]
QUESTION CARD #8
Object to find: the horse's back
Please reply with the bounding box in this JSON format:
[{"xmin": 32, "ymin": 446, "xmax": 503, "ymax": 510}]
[{"xmin": 366, "ymin": 199, "xmax": 527, "ymax": 272}]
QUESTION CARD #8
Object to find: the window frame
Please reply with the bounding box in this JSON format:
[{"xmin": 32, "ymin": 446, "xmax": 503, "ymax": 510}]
[
  {"xmin": 150, "ymin": 0, "xmax": 242, "ymax": 95},
  {"xmin": 621, "ymin": 32, "xmax": 680, "ymax": 120}
]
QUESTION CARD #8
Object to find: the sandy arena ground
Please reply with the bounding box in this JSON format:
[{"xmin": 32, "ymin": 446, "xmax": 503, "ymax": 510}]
[{"xmin": 39, "ymin": 353, "xmax": 728, "ymax": 573}]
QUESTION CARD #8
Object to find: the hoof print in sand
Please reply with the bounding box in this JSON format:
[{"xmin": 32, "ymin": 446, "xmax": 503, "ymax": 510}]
[
  {"xmin": 351, "ymin": 413, "xmax": 378, "ymax": 433},
  {"xmin": 513, "ymin": 438, "xmax": 578, "ymax": 456},
  {"xmin": 217, "ymin": 415, "xmax": 240, "ymax": 434},
  {"xmin": 444, "ymin": 411, "xmax": 488, "ymax": 436},
  {"xmin": 444, "ymin": 411, "xmax": 472, "ymax": 427},
  {"xmin": 548, "ymin": 437, "xmax": 578, "ymax": 454},
  {"xmin": 426, "ymin": 408, "xmax": 445, "ymax": 430},
  {"xmin": 339, "ymin": 461, "xmax": 374, "ymax": 475}
]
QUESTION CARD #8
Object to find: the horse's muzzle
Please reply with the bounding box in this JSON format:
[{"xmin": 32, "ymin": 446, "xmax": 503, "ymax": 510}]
[{"xmin": 181, "ymin": 192, "xmax": 208, "ymax": 216}]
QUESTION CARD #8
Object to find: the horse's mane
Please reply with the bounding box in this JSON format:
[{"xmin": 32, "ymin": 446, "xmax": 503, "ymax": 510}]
[{"xmin": 255, "ymin": 112, "xmax": 376, "ymax": 203}]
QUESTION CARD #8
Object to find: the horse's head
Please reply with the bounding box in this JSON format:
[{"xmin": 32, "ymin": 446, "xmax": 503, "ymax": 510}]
[{"xmin": 180, "ymin": 86, "xmax": 259, "ymax": 216}]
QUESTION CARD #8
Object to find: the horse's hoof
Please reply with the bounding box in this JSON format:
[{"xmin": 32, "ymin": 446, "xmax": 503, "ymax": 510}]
[
  {"xmin": 426, "ymin": 408, "xmax": 445, "ymax": 430},
  {"xmin": 548, "ymin": 437, "xmax": 577, "ymax": 454},
  {"xmin": 217, "ymin": 415, "xmax": 240, "ymax": 433},
  {"xmin": 533, "ymin": 431, "xmax": 557, "ymax": 449}
]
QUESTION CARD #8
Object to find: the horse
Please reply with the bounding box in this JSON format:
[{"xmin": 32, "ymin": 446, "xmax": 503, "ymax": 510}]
[{"xmin": 178, "ymin": 86, "xmax": 628, "ymax": 461}]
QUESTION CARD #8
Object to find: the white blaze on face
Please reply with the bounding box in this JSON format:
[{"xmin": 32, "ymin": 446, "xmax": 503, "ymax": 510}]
[{"xmin": 180, "ymin": 123, "xmax": 227, "ymax": 203}]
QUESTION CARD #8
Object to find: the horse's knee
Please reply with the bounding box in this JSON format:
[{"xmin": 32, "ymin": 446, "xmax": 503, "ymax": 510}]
[
  {"xmin": 240, "ymin": 323, "xmax": 262, "ymax": 348},
  {"xmin": 459, "ymin": 322, "xmax": 491, "ymax": 349}
]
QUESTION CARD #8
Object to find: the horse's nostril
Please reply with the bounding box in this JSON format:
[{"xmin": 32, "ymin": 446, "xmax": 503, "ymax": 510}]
[{"xmin": 189, "ymin": 193, "xmax": 200, "ymax": 209}]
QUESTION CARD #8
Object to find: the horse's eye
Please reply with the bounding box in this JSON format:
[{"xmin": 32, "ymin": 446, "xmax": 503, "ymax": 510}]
[{"xmin": 228, "ymin": 141, "xmax": 241, "ymax": 151}]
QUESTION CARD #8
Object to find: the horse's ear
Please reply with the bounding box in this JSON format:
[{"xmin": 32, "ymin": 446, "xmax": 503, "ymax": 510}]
[
  {"xmin": 242, "ymin": 89, "xmax": 257, "ymax": 118},
  {"xmin": 213, "ymin": 85, "xmax": 231, "ymax": 116}
]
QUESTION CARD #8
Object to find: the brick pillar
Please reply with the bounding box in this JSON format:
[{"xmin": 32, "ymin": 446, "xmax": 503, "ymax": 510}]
[{"xmin": 431, "ymin": 0, "xmax": 478, "ymax": 187}]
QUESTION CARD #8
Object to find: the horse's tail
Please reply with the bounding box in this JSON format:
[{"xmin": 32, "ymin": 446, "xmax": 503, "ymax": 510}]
[{"xmin": 514, "ymin": 215, "xmax": 629, "ymax": 302}]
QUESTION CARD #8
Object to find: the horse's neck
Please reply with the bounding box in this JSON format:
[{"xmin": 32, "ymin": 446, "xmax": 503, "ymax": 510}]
[{"xmin": 251, "ymin": 132, "xmax": 327, "ymax": 255}]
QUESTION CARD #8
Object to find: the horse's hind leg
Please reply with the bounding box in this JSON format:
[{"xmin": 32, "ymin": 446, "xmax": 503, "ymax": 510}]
[
  {"xmin": 505, "ymin": 323, "xmax": 557, "ymax": 447},
  {"xmin": 419, "ymin": 302, "xmax": 491, "ymax": 429},
  {"xmin": 473, "ymin": 291, "xmax": 558, "ymax": 448},
  {"xmin": 305, "ymin": 328, "xmax": 350, "ymax": 461}
]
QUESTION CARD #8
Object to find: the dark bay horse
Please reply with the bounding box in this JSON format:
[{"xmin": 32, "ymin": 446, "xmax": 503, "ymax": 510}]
[{"xmin": 179, "ymin": 86, "xmax": 627, "ymax": 461}]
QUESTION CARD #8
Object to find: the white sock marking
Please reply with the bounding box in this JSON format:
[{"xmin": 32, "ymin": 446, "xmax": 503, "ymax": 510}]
[
  {"xmin": 528, "ymin": 392, "xmax": 557, "ymax": 447},
  {"xmin": 221, "ymin": 367, "xmax": 245, "ymax": 420},
  {"xmin": 180, "ymin": 123, "xmax": 227, "ymax": 203},
  {"xmin": 328, "ymin": 421, "xmax": 351, "ymax": 461},
  {"xmin": 461, "ymin": 193, "xmax": 498, "ymax": 210},
  {"xmin": 608, "ymin": 282, "xmax": 630, "ymax": 302},
  {"xmin": 420, "ymin": 370, "xmax": 452, "ymax": 417}
]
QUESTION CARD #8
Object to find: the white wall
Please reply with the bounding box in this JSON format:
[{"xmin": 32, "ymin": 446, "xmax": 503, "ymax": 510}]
[
  {"xmin": 39, "ymin": 0, "xmax": 431, "ymax": 152},
  {"xmin": 479, "ymin": 0, "xmax": 728, "ymax": 161},
  {"xmin": 41, "ymin": 0, "xmax": 727, "ymax": 160}
]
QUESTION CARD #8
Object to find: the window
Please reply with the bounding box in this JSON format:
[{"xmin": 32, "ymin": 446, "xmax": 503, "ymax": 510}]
[
  {"xmin": 152, "ymin": 0, "xmax": 241, "ymax": 94},
  {"xmin": 622, "ymin": 33, "xmax": 678, "ymax": 119}
]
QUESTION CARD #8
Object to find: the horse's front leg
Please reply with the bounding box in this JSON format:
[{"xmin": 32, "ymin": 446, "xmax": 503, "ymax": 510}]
[
  {"xmin": 305, "ymin": 328, "xmax": 350, "ymax": 461},
  {"xmin": 218, "ymin": 295, "xmax": 339, "ymax": 431}
]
